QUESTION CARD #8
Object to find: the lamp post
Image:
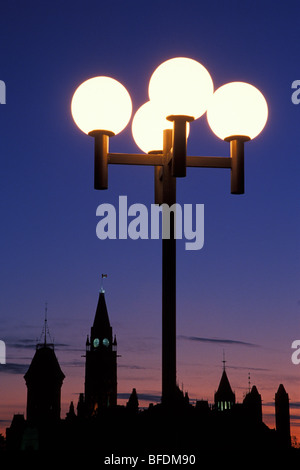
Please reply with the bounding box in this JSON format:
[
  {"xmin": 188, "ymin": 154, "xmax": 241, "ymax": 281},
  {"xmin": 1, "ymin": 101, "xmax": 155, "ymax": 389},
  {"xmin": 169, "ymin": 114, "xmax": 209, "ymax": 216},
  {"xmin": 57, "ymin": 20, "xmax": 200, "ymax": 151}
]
[{"xmin": 71, "ymin": 57, "xmax": 268, "ymax": 406}]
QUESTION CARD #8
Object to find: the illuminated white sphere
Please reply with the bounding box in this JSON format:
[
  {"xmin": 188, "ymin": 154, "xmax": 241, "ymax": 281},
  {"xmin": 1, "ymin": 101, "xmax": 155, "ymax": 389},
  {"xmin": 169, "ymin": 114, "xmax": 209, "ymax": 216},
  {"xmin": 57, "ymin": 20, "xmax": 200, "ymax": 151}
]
[
  {"xmin": 132, "ymin": 101, "xmax": 190, "ymax": 154},
  {"xmin": 207, "ymin": 81, "xmax": 268, "ymax": 140},
  {"xmin": 71, "ymin": 76, "xmax": 132, "ymax": 135},
  {"xmin": 148, "ymin": 57, "xmax": 214, "ymax": 119}
]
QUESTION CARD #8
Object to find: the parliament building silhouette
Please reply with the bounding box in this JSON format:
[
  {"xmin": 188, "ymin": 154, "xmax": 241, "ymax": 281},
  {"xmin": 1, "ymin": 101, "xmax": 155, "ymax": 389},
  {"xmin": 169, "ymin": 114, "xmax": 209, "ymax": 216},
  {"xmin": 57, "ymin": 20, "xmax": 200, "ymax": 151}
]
[{"xmin": 5, "ymin": 288, "xmax": 293, "ymax": 451}]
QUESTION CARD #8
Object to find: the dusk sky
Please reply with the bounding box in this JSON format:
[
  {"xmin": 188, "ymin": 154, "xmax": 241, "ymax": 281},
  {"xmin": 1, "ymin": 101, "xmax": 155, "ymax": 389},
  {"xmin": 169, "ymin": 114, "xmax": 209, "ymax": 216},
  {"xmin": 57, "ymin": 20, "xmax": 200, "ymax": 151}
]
[{"xmin": 0, "ymin": 0, "xmax": 300, "ymax": 443}]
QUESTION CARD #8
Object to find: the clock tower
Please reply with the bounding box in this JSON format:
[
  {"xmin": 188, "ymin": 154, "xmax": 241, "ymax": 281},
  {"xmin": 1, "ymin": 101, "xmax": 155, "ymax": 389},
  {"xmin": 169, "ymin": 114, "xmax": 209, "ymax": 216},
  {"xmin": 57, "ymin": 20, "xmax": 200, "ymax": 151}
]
[{"xmin": 84, "ymin": 287, "xmax": 117, "ymax": 415}]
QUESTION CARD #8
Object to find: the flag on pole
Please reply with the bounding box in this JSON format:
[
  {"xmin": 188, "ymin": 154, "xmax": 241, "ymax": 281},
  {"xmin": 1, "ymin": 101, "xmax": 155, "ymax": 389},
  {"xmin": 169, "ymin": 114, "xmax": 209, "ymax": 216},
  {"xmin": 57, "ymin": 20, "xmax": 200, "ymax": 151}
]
[{"xmin": 100, "ymin": 274, "xmax": 108, "ymax": 293}]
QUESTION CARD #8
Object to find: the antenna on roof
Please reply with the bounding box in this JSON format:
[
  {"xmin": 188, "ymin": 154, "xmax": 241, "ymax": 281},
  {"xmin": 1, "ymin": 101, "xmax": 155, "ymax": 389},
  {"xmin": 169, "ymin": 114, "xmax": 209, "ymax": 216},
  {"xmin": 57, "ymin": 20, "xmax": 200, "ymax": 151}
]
[
  {"xmin": 37, "ymin": 302, "xmax": 54, "ymax": 349},
  {"xmin": 44, "ymin": 302, "xmax": 48, "ymax": 345},
  {"xmin": 222, "ymin": 349, "xmax": 226, "ymax": 371},
  {"xmin": 248, "ymin": 372, "xmax": 251, "ymax": 393}
]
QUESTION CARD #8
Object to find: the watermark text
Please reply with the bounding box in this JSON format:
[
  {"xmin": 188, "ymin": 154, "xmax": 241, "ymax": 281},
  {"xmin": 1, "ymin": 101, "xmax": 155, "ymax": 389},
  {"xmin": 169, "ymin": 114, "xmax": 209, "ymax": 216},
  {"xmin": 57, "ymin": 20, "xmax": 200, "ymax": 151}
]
[
  {"xmin": 0, "ymin": 80, "xmax": 6, "ymax": 104},
  {"xmin": 96, "ymin": 196, "xmax": 204, "ymax": 251},
  {"xmin": 291, "ymin": 80, "xmax": 300, "ymax": 104},
  {"xmin": 0, "ymin": 340, "xmax": 6, "ymax": 364},
  {"xmin": 291, "ymin": 340, "xmax": 300, "ymax": 365}
]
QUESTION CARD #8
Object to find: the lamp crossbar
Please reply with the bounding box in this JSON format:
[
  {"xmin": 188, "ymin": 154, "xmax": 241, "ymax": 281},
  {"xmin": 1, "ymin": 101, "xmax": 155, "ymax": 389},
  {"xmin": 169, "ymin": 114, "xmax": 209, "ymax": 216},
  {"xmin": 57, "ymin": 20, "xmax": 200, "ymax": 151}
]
[{"xmin": 108, "ymin": 153, "xmax": 231, "ymax": 169}]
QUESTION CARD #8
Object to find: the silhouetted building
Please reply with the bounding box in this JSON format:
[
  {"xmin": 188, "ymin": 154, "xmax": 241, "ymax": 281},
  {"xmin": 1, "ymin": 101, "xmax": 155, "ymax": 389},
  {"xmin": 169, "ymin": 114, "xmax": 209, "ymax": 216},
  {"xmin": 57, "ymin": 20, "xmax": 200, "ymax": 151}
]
[
  {"xmin": 6, "ymin": 314, "xmax": 65, "ymax": 450},
  {"xmin": 243, "ymin": 385, "xmax": 262, "ymax": 423},
  {"xmin": 66, "ymin": 401, "xmax": 76, "ymax": 421},
  {"xmin": 5, "ymin": 414, "xmax": 26, "ymax": 450},
  {"xmin": 214, "ymin": 365, "xmax": 235, "ymax": 411},
  {"xmin": 126, "ymin": 388, "xmax": 139, "ymax": 412},
  {"xmin": 84, "ymin": 289, "xmax": 117, "ymax": 415},
  {"xmin": 195, "ymin": 399, "xmax": 210, "ymax": 414},
  {"xmin": 4, "ymin": 287, "xmax": 294, "ymax": 451},
  {"xmin": 77, "ymin": 392, "xmax": 85, "ymax": 417},
  {"xmin": 275, "ymin": 383, "xmax": 291, "ymax": 448},
  {"xmin": 24, "ymin": 315, "xmax": 65, "ymax": 425}
]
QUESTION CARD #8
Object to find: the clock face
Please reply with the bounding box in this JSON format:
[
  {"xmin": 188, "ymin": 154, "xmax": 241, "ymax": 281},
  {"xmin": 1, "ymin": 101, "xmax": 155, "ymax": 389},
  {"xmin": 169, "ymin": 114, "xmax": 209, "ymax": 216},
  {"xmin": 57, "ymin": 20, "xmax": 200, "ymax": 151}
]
[
  {"xmin": 102, "ymin": 338, "xmax": 110, "ymax": 347},
  {"xmin": 93, "ymin": 338, "xmax": 100, "ymax": 348}
]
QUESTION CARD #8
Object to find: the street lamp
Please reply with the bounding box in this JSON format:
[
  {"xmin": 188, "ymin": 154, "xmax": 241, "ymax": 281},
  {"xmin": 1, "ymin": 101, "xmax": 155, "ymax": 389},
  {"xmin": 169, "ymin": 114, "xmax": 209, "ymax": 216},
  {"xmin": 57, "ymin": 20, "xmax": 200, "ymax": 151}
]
[{"xmin": 71, "ymin": 57, "xmax": 268, "ymax": 406}]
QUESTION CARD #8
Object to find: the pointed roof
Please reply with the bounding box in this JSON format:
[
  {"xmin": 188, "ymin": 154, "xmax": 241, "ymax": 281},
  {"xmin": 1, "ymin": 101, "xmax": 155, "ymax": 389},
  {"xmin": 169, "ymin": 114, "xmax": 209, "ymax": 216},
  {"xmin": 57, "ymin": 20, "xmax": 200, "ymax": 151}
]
[
  {"xmin": 250, "ymin": 385, "xmax": 260, "ymax": 396},
  {"xmin": 24, "ymin": 345, "xmax": 65, "ymax": 385},
  {"xmin": 24, "ymin": 306, "xmax": 64, "ymax": 385},
  {"xmin": 126, "ymin": 388, "xmax": 139, "ymax": 411},
  {"xmin": 275, "ymin": 383, "xmax": 289, "ymax": 400},
  {"xmin": 243, "ymin": 384, "xmax": 262, "ymax": 406},
  {"xmin": 214, "ymin": 369, "xmax": 235, "ymax": 403},
  {"xmin": 92, "ymin": 291, "xmax": 111, "ymax": 331}
]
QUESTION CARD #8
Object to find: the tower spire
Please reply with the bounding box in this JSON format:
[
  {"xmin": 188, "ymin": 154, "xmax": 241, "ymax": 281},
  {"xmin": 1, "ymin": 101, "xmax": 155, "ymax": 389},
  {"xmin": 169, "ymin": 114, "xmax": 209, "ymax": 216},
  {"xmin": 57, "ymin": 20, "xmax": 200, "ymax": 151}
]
[
  {"xmin": 84, "ymin": 284, "xmax": 117, "ymax": 414},
  {"xmin": 215, "ymin": 355, "xmax": 236, "ymax": 411}
]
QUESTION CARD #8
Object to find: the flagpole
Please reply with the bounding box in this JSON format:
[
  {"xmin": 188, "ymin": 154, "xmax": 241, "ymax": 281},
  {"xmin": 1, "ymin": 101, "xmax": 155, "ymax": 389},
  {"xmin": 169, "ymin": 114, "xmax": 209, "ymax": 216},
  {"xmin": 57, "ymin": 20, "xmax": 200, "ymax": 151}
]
[{"xmin": 101, "ymin": 273, "xmax": 108, "ymax": 293}]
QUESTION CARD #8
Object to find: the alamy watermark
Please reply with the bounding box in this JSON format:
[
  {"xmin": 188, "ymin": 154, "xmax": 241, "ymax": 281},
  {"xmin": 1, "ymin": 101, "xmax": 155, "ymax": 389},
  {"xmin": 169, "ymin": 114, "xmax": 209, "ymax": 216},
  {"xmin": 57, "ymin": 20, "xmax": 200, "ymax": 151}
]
[
  {"xmin": 96, "ymin": 196, "xmax": 204, "ymax": 251},
  {"xmin": 291, "ymin": 340, "xmax": 300, "ymax": 365},
  {"xmin": 288, "ymin": 85, "xmax": 299, "ymax": 365},
  {"xmin": 291, "ymin": 80, "xmax": 300, "ymax": 104},
  {"xmin": 0, "ymin": 80, "xmax": 6, "ymax": 104},
  {"xmin": 0, "ymin": 340, "xmax": 6, "ymax": 364}
]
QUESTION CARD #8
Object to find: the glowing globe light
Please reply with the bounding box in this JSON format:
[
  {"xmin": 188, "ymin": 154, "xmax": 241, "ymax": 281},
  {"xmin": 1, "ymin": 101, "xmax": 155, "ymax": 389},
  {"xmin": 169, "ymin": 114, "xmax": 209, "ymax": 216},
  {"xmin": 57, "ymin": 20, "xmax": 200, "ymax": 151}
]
[
  {"xmin": 207, "ymin": 81, "xmax": 268, "ymax": 140},
  {"xmin": 148, "ymin": 57, "xmax": 214, "ymax": 119},
  {"xmin": 71, "ymin": 76, "xmax": 132, "ymax": 135},
  {"xmin": 132, "ymin": 101, "xmax": 190, "ymax": 153},
  {"xmin": 132, "ymin": 101, "xmax": 173, "ymax": 153}
]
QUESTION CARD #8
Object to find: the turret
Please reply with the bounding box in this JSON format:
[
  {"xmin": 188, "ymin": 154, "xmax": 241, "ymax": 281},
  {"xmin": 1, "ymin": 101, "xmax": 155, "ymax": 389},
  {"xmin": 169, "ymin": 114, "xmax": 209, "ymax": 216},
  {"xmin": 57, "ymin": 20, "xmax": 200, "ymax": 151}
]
[
  {"xmin": 214, "ymin": 357, "xmax": 235, "ymax": 412},
  {"xmin": 24, "ymin": 310, "xmax": 64, "ymax": 424},
  {"xmin": 275, "ymin": 384, "xmax": 291, "ymax": 448},
  {"xmin": 243, "ymin": 385, "xmax": 262, "ymax": 422},
  {"xmin": 126, "ymin": 388, "xmax": 139, "ymax": 413}
]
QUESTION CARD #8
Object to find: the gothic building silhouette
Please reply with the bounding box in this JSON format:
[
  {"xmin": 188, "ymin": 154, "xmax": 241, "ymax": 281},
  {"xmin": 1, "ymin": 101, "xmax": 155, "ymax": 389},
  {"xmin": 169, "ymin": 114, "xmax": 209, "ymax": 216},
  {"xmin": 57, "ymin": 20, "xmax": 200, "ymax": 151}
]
[
  {"xmin": 214, "ymin": 361, "xmax": 236, "ymax": 412},
  {"xmin": 275, "ymin": 383, "xmax": 291, "ymax": 448},
  {"xmin": 5, "ymin": 287, "xmax": 293, "ymax": 451},
  {"xmin": 84, "ymin": 289, "xmax": 117, "ymax": 415},
  {"xmin": 24, "ymin": 343, "xmax": 65, "ymax": 424}
]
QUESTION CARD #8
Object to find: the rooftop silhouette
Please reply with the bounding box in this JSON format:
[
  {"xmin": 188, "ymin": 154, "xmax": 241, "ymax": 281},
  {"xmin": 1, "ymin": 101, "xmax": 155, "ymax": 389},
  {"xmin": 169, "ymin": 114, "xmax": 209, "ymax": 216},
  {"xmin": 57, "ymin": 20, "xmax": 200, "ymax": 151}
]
[{"xmin": 3, "ymin": 288, "xmax": 295, "ymax": 451}]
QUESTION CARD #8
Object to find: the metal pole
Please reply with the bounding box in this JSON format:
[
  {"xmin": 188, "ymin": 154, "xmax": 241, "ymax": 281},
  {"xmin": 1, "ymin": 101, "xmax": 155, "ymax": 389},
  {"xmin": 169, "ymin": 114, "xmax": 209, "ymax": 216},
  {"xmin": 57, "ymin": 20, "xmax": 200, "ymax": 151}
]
[
  {"xmin": 88, "ymin": 130, "xmax": 114, "ymax": 190},
  {"xmin": 167, "ymin": 115, "xmax": 194, "ymax": 178},
  {"xmin": 161, "ymin": 129, "xmax": 177, "ymax": 406},
  {"xmin": 226, "ymin": 135, "xmax": 250, "ymax": 195}
]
